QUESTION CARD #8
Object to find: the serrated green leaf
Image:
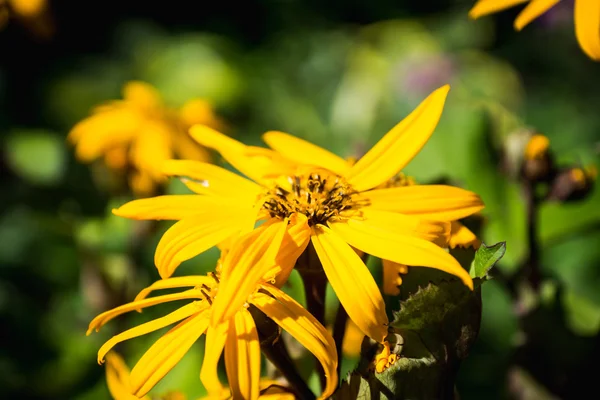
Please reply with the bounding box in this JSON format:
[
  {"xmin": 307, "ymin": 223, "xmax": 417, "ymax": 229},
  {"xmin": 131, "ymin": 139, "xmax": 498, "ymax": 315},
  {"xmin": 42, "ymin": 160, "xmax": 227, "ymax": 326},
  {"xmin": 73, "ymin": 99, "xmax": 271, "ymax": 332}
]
[{"xmin": 469, "ymin": 242, "xmax": 506, "ymax": 279}]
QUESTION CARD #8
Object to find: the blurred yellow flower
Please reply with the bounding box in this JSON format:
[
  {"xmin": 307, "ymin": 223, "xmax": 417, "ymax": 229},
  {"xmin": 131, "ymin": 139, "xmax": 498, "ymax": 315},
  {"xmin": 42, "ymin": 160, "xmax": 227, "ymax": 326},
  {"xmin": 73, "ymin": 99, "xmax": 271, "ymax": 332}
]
[
  {"xmin": 0, "ymin": 0, "xmax": 53, "ymax": 37},
  {"xmin": 88, "ymin": 221, "xmax": 337, "ymax": 400},
  {"xmin": 105, "ymin": 352, "xmax": 185, "ymax": 400},
  {"xmin": 524, "ymin": 134, "xmax": 550, "ymax": 160},
  {"xmin": 68, "ymin": 81, "xmax": 223, "ymax": 195},
  {"xmin": 469, "ymin": 0, "xmax": 600, "ymax": 61},
  {"xmin": 113, "ymin": 85, "xmax": 483, "ymax": 344}
]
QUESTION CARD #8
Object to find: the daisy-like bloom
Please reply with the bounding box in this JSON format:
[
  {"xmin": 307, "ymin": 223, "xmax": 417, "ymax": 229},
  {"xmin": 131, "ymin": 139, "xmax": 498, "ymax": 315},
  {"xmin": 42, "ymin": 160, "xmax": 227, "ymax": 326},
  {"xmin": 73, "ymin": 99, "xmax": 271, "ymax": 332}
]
[
  {"xmin": 68, "ymin": 81, "xmax": 223, "ymax": 195},
  {"xmin": 88, "ymin": 219, "xmax": 337, "ymax": 400},
  {"xmin": 113, "ymin": 85, "xmax": 484, "ymax": 344},
  {"xmin": 469, "ymin": 0, "xmax": 600, "ymax": 61}
]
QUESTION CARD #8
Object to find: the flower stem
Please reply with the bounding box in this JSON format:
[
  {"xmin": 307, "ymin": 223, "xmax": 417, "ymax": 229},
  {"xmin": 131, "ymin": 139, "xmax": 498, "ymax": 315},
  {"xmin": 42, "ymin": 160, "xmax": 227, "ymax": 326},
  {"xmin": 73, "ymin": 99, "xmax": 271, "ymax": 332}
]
[
  {"xmin": 249, "ymin": 305, "xmax": 316, "ymax": 400},
  {"xmin": 296, "ymin": 242, "xmax": 328, "ymax": 391}
]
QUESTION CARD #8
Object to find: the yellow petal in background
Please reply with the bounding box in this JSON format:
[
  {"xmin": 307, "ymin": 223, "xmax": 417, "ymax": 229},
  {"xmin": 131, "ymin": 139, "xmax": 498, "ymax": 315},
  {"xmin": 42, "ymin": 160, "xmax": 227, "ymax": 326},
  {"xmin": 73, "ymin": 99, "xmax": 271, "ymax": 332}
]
[
  {"xmin": 162, "ymin": 160, "xmax": 262, "ymax": 199},
  {"xmin": 382, "ymin": 260, "xmax": 408, "ymax": 296},
  {"xmin": 130, "ymin": 312, "xmax": 210, "ymax": 397},
  {"xmin": 154, "ymin": 208, "xmax": 252, "ymax": 278},
  {"xmin": 105, "ymin": 353, "xmax": 143, "ymax": 400},
  {"xmin": 129, "ymin": 122, "xmax": 173, "ymax": 180},
  {"xmin": 252, "ymin": 288, "xmax": 338, "ymax": 399},
  {"xmin": 575, "ymin": 0, "xmax": 600, "ymax": 60},
  {"xmin": 329, "ymin": 218, "xmax": 473, "ymax": 290},
  {"xmin": 262, "ymin": 130, "xmax": 350, "ymax": 175},
  {"xmin": 123, "ymin": 81, "xmax": 163, "ymax": 110},
  {"xmin": 468, "ymin": 0, "xmax": 529, "ymax": 19},
  {"xmin": 310, "ymin": 225, "xmax": 389, "ymax": 343},
  {"xmin": 112, "ymin": 195, "xmax": 221, "ymax": 221},
  {"xmin": 514, "ymin": 0, "xmax": 560, "ymax": 30},
  {"xmin": 449, "ymin": 221, "xmax": 481, "ymax": 249},
  {"xmin": 346, "ymin": 85, "xmax": 450, "ymax": 191},
  {"xmin": 365, "ymin": 185, "xmax": 484, "ymax": 221},
  {"xmin": 225, "ymin": 310, "xmax": 261, "ymax": 400},
  {"xmin": 200, "ymin": 322, "xmax": 230, "ymax": 396}
]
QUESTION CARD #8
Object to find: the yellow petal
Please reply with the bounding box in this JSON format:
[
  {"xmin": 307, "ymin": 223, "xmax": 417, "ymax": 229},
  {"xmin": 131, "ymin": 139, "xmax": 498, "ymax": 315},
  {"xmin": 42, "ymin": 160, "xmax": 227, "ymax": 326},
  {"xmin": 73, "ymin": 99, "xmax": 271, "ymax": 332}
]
[
  {"xmin": 162, "ymin": 160, "xmax": 263, "ymax": 199},
  {"xmin": 189, "ymin": 125, "xmax": 289, "ymax": 184},
  {"xmin": 129, "ymin": 122, "xmax": 173, "ymax": 180},
  {"xmin": 129, "ymin": 170, "xmax": 156, "ymax": 196},
  {"xmin": 97, "ymin": 302, "xmax": 207, "ymax": 365},
  {"xmin": 68, "ymin": 108, "xmax": 141, "ymax": 161},
  {"xmin": 346, "ymin": 85, "xmax": 450, "ymax": 191},
  {"xmin": 87, "ymin": 289, "xmax": 203, "ymax": 335},
  {"xmin": 514, "ymin": 0, "xmax": 560, "ymax": 30},
  {"xmin": 329, "ymin": 218, "xmax": 473, "ymax": 290},
  {"xmin": 200, "ymin": 322, "xmax": 230, "ymax": 396},
  {"xmin": 134, "ymin": 276, "xmax": 216, "ymax": 302},
  {"xmin": 179, "ymin": 99, "xmax": 221, "ymax": 128},
  {"xmin": 155, "ymin": 208, "xmax": 253, "ymax": 278},
  {"xmin": 225, "ymin": 310, "xmax": 261, "ymax": 400},
  {"xmin": 172, "ymin": 130, "xmax": 212, "ymax": 164},
  {"xmin": 210, "ymin": 219, "xmax": 288, "ymax": 327},
  {"xmin": 130, "ymin": 312, "xmax": 210, "ymax": 397},
  {"xmin": 468, "ymin": 0, "xmax": 529, "ymax": 19},
  {"xmin": 269, "ymin": 214, "xmax": 311, "ymax": 287},
  {"xmin": 252, "ymin": 288, "xmax": 338, "ymax": 399},
  {"xmin": 449, "ymin": 221, "xmax": 481, "ymax": 249},
  {"xmin": 105, "ymin": 353, "xmax": 142, "ymax": 400},
  {"xmin": 364, "ymin": 185, "xmax": 484, "ymax": 221},
  {"xmin": 310, "ymin": 225, "xmax": 389, "ymax": 343},
  {"xmin": 575, "ymin": 0, "xmax": 600, "ymax": 60},
  {"xmin": 113, "ymin": 195, "xmax": 222, "ymax": 221},
  {"xmin": 382, "ymin": 260, "xmax": 408, "ymax": 296},
  {"xmin": 262, "ymin": 131, "xmax": 350, "ymax": 175},
  {"xmin": 123, "ymin": 81, "xmax": 162, "ymax": 110},
  {"xmin": 355, "ymin": 208, "xmax": 451, "ymax": 245}
]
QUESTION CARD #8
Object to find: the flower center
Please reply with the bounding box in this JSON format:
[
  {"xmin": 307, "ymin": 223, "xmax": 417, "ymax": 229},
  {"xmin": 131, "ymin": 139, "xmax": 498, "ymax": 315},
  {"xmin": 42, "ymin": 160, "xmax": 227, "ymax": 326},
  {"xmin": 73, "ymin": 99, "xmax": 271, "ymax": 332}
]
[{"xmin": 262, "ymin": 171, "xmax": 367, "ymax": 225}]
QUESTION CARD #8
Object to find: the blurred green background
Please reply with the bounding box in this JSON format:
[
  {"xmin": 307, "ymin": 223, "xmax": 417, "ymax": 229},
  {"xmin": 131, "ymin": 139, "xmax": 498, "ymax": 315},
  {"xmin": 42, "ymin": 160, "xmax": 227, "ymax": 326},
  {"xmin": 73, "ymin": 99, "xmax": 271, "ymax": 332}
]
[{"xmin": 1, "ymin": 0, "xmax": 599, "ymax": 399}]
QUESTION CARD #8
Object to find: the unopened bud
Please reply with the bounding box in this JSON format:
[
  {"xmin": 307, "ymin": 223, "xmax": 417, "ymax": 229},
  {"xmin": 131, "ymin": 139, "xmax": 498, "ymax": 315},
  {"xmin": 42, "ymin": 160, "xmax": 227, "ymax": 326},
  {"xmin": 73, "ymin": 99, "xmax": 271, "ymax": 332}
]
[
  {"xmin": 547, "ymin": 166, "xmax": 596, "ymax": 202},
  {"xmin": 522, "ymin": 134, "xmax": 554, "ymax": 182}
]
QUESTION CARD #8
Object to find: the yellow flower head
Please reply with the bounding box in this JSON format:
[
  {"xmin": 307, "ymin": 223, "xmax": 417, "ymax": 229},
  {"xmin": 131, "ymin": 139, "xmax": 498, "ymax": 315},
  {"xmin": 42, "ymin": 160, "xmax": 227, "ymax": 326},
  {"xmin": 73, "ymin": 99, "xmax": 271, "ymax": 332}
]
[
  {"xmin": 469, "ymin": 0, "xmax": 600, "ymax": 61},
  {"xmin": 88, "ymin": 222, "xmax": 337, "ymax": 400},
  {"xmin": 113, "ymin": 85, "xmax": 484, "ymax": 343},
  {"xmin": 68, "ymin": 81, "xmax": 223, "ymax": 195},
  {"xmin": 524, "ymin": 134, "xmax": 550, "ymax": 160}
]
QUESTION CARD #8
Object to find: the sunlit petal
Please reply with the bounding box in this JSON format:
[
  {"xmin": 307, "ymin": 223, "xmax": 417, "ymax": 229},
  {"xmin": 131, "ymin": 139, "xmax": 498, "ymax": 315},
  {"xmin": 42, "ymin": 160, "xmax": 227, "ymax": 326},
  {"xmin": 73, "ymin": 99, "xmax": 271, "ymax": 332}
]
[
  {"xmin": 134, "ymin": 276, "xmax": 216, "ymax": 302},
  {"xmin": 262, "ymin": 131, "xmax": 350, "ymax": 175},
  {"xmin": 468, "ymin": 0, "xmax": 529, "ymax": 19},
  {"xmin": 97, "ymin": 302, "xmax": 207, "ymax": 364},
  {"xmin": 87, "ymin": 289, "xmax": 203, "ymax": 334},
  {"xmin": 310, "ymin": 225, "xmax": 389, "ymax": 342},
  {"xmin": 225, "ymin": 309, "xmax": 261, "ymax": 400},
  {"xmin": 200, "ymin": 321, "xmax": 230, "ymax": 396},
  {"xmin": 575, "ymin": 0, "xmax": 600, "ymax": 60},
  {"xmin": 112, "ymin": 195, "xmax": 222, "ymax": 221},
  {"xmin": 449, "ymin": 221, "xmax": 481, "ymax": 249},
  {"xmin": 252, "ymin": 288, "xmax": 338, "ymax": 399},
  {"xmin": 105, "ymin": 353, "xmax": 141, "ymax": 400},
  {"xmin": 269, "ymin": 214, "xmax": 311, "ymax": 287},
  {"xmin": 155, "ymin": 208, "xmax": 253, "ymax": 278},
  {"xmin": 364, "ymin": 185, "xmax": 484, "ymax": 221},
  {"xmin": 130, "ymin": 312, "xmax": 210, "ymax": 397},
  {"xmin": 211, "ymin": 219, "xmax": 288, "ymax": 327},
  {"xmin": 162, "ymin": 159, "xmax": 263, "ymax": 199},
  {"xmin": 346, "ymin": 85, "xmax": 450, "ymax": 191},
  {"xmin": 514, "ymin": 0, "xmax": 560, "ymax": 29},
  {"xmin": 329, "ymin": 218, "xmax": 473, "ymax": 290}
]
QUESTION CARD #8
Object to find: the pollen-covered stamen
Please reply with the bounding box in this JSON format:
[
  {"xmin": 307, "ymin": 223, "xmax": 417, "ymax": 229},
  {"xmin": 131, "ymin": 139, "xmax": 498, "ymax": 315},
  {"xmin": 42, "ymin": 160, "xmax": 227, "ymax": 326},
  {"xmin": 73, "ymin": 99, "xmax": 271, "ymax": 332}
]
[{"xmin": 263, "ymin": 171, "xmax": 368, "ymax": 225}]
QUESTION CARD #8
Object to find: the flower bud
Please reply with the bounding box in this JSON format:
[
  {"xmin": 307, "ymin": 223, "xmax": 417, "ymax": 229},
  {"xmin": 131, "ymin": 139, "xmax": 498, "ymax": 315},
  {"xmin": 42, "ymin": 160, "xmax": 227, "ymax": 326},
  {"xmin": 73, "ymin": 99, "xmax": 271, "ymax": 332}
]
[
  {"xmin": 522, "ymin": 134, "xmax": 554, "ymax": 182},
  {"xmin": 547, "ymin": 166, "xmax": 596, "ymax": 202}
]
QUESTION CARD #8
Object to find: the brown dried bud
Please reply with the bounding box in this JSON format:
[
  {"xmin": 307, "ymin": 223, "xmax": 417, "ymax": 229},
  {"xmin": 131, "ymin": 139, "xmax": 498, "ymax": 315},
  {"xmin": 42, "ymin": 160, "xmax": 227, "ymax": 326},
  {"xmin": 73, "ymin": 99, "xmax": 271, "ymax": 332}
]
[
  {"xmin": 547, "ymin": 166, "xmax": 596, "ymax": 202},
  {"xmin": 521, "ymin": 134, "xmax": 554, "ymax": 182}
]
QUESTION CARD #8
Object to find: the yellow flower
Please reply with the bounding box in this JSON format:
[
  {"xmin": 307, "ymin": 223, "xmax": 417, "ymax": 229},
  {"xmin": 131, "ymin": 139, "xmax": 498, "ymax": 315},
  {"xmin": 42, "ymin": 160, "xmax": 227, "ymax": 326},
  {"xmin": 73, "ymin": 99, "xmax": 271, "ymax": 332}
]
[
  {"xmin": 105, "ymin": 352, "xmax": 185, "ymax": 400},
  {"xmin": 469, "ymin": 0, "xmax": 600, "ymax": 61},
  {"xmin": 201, "ymin": 380, "xmax": 295, "ymax": 400},
  {"xmin": 113, "ymin": 85, "xmax": 484, "ymax": 343},
  {"xmin": 68, "ymin": 81, "xmax": 223, "ymax": 195},
  {"xmin": 88, "ymin": 220, "xmax": 337, "ymax": 400}
]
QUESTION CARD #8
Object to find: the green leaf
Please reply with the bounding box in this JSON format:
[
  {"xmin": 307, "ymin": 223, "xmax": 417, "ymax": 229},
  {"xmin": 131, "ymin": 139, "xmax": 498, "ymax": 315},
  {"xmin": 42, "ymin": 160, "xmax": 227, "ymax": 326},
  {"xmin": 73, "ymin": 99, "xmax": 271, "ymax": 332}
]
[
  {"xmin": 561, "ymin": 289, "xmax": 600, "ymax": 336},
  {"xmin": 5, "ymin": 130, "xmax": 67, "ymax": 185},
  {"xmin": 469, "ymin": 242, "xmax": 506, "ymax": 279}
]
